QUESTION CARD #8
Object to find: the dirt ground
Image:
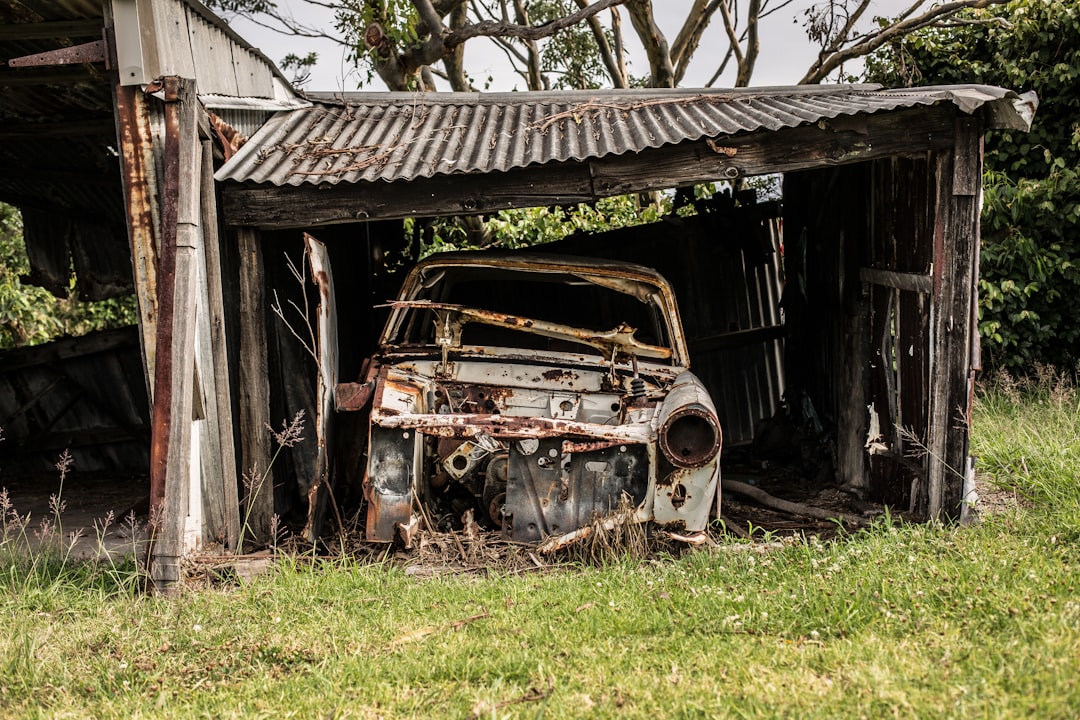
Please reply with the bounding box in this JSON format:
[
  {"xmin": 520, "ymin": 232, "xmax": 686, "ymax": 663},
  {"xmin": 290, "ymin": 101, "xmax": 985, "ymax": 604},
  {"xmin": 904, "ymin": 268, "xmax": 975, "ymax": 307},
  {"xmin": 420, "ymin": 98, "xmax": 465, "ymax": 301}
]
[{"xmin": 0, "ymin": 472, "xmax": 150, "ymax": 560}]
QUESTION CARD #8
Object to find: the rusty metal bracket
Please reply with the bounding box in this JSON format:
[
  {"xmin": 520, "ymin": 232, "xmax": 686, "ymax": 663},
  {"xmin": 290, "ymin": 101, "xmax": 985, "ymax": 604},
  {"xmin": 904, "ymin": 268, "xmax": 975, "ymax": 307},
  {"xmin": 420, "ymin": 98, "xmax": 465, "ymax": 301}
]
[{"xmin": 8, "ymin": 40, "xmax": 106, "ymax": 67}]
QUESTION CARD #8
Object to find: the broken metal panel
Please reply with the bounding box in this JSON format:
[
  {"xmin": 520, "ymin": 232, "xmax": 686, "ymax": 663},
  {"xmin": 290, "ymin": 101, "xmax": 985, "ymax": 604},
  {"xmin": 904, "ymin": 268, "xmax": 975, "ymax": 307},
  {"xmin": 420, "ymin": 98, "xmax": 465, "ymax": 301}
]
[
  {"xmin": 364, "ymin": 424, "xmax": 419, "ymax": 543},
  {"xmin": 302, "ymin": 233, "xmax": 339, "ymax": 542},
  {"xmin": 506, "ymin": 439, "xmax": 650, "ymax": 543}
]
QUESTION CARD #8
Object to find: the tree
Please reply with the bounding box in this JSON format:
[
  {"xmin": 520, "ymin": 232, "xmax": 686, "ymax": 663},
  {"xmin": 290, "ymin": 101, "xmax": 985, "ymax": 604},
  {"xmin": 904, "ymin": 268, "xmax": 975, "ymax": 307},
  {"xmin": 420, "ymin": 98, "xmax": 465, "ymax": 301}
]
[
  {"xmin": 211, "ymin": 0, "xmax": 1010, "ymax": 92},
  {"xmin": 866, "ymin": 0, "xmax": 1080, "ymax": 370}
]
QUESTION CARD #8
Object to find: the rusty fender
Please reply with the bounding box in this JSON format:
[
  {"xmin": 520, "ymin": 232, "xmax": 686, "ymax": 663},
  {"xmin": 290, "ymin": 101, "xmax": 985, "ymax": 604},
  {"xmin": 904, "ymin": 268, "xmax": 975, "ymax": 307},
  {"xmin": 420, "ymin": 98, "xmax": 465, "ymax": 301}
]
[{"xmin": 655, "ymin": 372, "xmax": 722, "ymax": 469}]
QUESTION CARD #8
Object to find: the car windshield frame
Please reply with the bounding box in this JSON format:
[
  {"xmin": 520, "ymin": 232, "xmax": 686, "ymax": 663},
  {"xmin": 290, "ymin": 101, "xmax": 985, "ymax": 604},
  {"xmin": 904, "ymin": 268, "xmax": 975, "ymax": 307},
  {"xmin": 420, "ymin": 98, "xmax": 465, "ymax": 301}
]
[{"xmin": 379, "ymin": 257, "xmax": 690, "ymax": 366}]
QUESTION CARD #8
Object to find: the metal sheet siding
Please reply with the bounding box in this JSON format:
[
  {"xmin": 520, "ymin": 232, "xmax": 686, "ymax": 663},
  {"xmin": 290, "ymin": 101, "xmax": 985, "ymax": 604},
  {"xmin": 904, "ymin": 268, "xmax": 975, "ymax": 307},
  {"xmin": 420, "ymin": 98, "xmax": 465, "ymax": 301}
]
[{"xmin": 218, "ymin": 85, "xmax": 1027, "ymax": 187}]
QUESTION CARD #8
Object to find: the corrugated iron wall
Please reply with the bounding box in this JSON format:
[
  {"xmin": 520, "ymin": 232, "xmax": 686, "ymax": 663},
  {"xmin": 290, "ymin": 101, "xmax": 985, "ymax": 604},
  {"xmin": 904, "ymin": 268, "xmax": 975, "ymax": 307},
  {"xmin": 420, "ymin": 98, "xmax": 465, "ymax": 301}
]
[{"xmin": 0, "ymin": 326, "xmax": 150, "ymax": 477}]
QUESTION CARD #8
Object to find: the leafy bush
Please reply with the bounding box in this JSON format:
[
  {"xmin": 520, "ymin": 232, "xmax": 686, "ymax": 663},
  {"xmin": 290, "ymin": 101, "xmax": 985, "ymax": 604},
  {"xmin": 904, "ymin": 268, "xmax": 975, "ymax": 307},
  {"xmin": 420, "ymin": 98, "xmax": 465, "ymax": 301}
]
[
  {"xmin": 0, "ymin": 203, "xmax": 138, "ymax": 350},
  {"xmin": 866, "ymin": 0, "xmax": 1080, "ymax": 369}
]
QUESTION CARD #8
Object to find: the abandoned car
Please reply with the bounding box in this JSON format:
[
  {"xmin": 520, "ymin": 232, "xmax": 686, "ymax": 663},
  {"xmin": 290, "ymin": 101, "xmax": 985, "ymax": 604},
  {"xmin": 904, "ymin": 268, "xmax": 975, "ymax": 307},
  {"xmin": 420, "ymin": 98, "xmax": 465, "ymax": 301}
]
[{"xmin": 341, "ymin": 252, "xmax": 723, "ymax": 544}]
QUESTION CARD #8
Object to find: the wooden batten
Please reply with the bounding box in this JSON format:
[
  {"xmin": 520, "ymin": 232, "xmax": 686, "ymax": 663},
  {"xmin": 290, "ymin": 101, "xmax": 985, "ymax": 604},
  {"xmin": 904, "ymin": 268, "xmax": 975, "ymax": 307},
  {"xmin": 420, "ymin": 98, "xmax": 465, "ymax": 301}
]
[
  {"xmin": 195, "ymin": 138, "xmax": 241, "ymax": 550},
  {"xmin": 236, "ymin": 226, "xmax": 275, "ymax": 547}
]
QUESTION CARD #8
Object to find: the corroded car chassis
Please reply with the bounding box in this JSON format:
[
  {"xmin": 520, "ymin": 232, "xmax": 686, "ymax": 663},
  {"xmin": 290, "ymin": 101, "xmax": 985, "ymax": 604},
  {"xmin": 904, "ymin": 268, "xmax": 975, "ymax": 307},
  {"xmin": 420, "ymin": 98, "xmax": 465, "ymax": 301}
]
[{"xmin": 337, "ymin": 253, "xmax": 722, "ymax": 545}]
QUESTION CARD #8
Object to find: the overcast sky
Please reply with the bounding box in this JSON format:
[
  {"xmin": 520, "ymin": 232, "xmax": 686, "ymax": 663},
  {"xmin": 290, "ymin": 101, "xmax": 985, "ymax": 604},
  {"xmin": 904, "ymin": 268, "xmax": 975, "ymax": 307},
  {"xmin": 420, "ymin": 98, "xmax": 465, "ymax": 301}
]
[{"xmin": 226, "ymin": 0, "xmax": 920, "ymax": 93}]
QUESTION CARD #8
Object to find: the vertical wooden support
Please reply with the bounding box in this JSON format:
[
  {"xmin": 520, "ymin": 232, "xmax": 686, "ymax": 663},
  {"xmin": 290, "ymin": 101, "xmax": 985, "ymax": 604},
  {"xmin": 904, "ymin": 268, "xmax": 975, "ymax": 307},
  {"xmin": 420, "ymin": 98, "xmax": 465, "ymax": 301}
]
[
  {"xmin": 837, "ymin": 258, "xmax": 869, "ymax": 494},
  {"xmin": 927, "ymin": 117, "xmax": 982, "ymax": 521},
  {"xmin": 195, "ymin": 139, "xmax": 241, "ymax": 549},
  {"xmin": 149, "ymin": 77, "xmax": 201, "ymax": 591},
  {"xmin": 237, "ymin": 226, "xmax": 274, "ymax": 547},
  {"xmin": 112, "ymin": 80, "xmax": 160, "ymax": 396}
]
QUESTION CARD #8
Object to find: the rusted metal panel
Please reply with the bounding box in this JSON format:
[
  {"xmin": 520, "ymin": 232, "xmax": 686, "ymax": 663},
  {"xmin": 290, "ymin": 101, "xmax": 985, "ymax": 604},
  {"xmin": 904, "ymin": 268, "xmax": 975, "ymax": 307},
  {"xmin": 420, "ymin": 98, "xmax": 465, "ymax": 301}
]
[
  {"xmin": 7, "ymin": 40, "xmax": 105, "ymax": 66},
  {"xmin": 301, "ymin": 233, "xmax": 339, "ymax": 542},
  {"xmin": 215, "ymin": 85, "xmax": 1036, "ymax": 188},
  {"xmin": 0, "ymin": 327, "xmax": 150, "ymax": 476},
  {"xmin": 112, "ymin": 80, "xmax": 160, "ymax": 393}
]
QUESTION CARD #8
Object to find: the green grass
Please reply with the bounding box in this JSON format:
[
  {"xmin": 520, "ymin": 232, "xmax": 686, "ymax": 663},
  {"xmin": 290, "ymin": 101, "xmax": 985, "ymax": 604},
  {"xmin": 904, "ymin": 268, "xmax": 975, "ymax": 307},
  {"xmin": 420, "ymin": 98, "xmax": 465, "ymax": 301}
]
[{"xmin": 2, "ymin": 373, "xmax": 1079, "ymax": 719}]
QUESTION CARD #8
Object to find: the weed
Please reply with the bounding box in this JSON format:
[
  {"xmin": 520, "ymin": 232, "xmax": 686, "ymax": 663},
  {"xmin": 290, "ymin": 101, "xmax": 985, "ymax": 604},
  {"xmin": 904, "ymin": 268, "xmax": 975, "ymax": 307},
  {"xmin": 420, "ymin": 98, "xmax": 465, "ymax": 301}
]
[{"xmin": 238, "ymin": 410, "xmax": 306, "ymax": 554}]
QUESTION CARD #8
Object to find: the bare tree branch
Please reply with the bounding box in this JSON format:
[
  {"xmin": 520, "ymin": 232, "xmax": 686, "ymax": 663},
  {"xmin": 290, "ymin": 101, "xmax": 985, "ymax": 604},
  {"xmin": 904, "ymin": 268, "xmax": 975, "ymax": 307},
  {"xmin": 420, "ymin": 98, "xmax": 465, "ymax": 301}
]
[
  {"xmin": 610, "ymin": 6, "xmax": 628, "ymax": 87},
  {"xmin": 740, "ymin": 0, "xmax": 762, "ymax": 87},
  {"xmin": 443, "ymin": 1, "xmax": 474, "ymax": 90},
  {"xmin": 800, "ymin": 0, "xmax": 1011, "ymax": 84},
  {"xmin": 575, "ymin": 0, "xmax": 628, "ymax": 88},
  {"xmin": 671, "ymin": 0, "xmax": 723, "ymax": 83},
  {"xmin": 625, "ymin": 0, "xmax": 674, "ymax": 87},
  {"xmin": 446, "ymin": 0, "xmax": 627, "ymax": 46},
  {"xmin": 717, "ymin": 0, "xmax": 746, "ymax": 78},
  {"xmin": 512, "ymin": 0, "xmax": 545, "ymax": 90}
]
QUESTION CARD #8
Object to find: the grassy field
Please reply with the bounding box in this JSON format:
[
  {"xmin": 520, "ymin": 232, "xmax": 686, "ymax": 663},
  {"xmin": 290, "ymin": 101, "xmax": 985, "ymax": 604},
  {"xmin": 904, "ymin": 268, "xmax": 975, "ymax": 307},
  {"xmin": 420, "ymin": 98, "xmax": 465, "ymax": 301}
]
[{"xmin": 2, "ymin": 372, "xmax": 1078, "ymax": 719}]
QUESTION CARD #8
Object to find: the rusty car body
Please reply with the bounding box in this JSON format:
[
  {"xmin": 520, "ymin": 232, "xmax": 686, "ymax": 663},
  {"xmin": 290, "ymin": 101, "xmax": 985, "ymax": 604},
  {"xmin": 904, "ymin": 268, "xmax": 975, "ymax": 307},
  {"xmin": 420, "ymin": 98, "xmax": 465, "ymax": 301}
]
[{"xmin": 340, "ymin": 252, "xmax": 722, "ymax": 544}]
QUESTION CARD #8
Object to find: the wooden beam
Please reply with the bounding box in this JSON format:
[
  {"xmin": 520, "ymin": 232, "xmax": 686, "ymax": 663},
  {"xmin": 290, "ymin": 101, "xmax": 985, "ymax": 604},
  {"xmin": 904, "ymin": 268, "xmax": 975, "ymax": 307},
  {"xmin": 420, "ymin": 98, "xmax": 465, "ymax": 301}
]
[
  {"xmin": 0, "ymin": 19, "xmax": 103, "ymax": 41},
  {"xmin": 0, "ymin": 168, "xmax": 118, "ymax": 187},
  {"xmin": 222, "ymin": 162, "xmax": 596, "ymax": 229},
  {"xmin": 0, "ymin": 427, "xmax": 149, "ymax": 456},
  {"xmin": 689, "ymin": 324, "xmax": 785, "ymax": 354},
  {"xmin": 236, "ymin": 226, "xmax": 275, "ymax": 548},
  {"xmin": 859, "ymin": 267, "xmax": 933, "ymax": 295},
  {"xmin": 149, "ymin": 77, "xmax": 201, "ymax": 593},
  {"xmin": 590, "ymin": 106, "xmax": 956, "ymax": 196},
  {"xmin": 220, "ymin": 105, "xmax": 958, "ymax": 230},
  {"xmin": 0, "ymin": 326, "xmax": 138, "ymax": 373},
  {"xmin": 0, "ymin": 68, "xmax": 102, "ymax": 86},
  {"xmin": 0, "ymin": 118, "xmax": 116, "ymax": 139},
  {"xmin": 197, "ymin": 139, "xmax": 242, "ymax": 550}
]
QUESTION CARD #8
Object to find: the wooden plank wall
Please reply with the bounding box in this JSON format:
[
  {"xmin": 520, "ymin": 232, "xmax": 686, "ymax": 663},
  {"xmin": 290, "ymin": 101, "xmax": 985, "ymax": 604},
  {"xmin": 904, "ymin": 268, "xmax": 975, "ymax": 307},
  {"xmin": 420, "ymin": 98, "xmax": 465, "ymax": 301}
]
[
  {"xmin": 927, "ymin": 118, "xmax": 983, "ymax": 522},
  {"xmin": 783, "ymin": 124, "xmax": 980, "ymax": 520},
  {"xmin": 866, "ymin": 155, "xmax": 935, "ymax": 513},
  {"xmin": 782, "ymin": 165, "xmax": 871, "ymax": 492}
]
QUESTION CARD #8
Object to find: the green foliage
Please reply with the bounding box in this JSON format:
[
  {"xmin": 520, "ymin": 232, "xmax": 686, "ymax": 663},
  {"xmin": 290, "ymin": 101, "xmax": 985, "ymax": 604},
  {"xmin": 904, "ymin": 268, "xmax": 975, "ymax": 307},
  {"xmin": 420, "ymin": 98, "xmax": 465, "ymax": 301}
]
[
  {"xmin": 279, "ymin": 51, "xmax": 318, "ymax": 86},
  {"xmin": 404, "ymin": 192, "xmax": 677, "ymax": 259},
  {"xmin": 0, "ymin": 203, "xmax": 138, "ymax": 350},
  {"xmin": 533, "ymin": 0, "xmax": 612, "ymax": 90},
  {"xmin": 335, "ymin": 0, "xmax": 423, "ymax": 85},
  {"xmin": 866, "ymin": 0, "xmax": 1080, "ymax": 369}
]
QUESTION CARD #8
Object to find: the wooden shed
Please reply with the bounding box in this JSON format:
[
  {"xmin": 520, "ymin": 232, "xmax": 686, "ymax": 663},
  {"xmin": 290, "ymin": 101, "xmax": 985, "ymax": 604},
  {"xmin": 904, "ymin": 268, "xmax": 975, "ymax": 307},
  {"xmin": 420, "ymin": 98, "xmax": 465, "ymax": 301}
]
[{"xmin": 0, "ymin": 0, "xmax": 1036, "ymax": 590}]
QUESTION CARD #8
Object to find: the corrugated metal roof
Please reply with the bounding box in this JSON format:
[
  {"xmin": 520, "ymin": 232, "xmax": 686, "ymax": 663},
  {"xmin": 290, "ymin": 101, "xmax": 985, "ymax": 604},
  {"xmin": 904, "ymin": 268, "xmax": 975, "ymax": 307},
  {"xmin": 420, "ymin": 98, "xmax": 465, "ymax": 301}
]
[{"xmin": 216, "ymin": 84, "xmax": 1037, "ymax": 187}]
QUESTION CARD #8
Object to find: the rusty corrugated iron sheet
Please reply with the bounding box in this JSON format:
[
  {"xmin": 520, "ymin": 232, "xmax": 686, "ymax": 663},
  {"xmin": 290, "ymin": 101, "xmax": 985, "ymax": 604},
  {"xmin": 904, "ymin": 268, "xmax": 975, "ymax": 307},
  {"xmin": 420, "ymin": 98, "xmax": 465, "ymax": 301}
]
[
  {"xmin": 0, "ymin": 326, "xmax": 150, "ymax": 477},
  {"xmin": 216, "ymin": 85, "xmax": 1036, "ymax": 188}
]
